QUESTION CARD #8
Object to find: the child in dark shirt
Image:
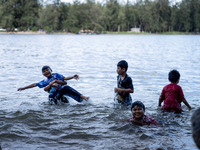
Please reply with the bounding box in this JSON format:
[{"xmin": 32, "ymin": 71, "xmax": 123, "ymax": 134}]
[
  {"xmin": 114, "ymin": 60, "xmax": 134, "ymax": 105},
  {"xmin": 159, "ymin": 69, "xmax": 191, "ymax": 113},
  {"xmin": 18, "ymin": 66, "xmax": 89, "ymax": 104},
  {"xmin": 129, "ymin": 101, "xmax": 157, "ymax": 125}
]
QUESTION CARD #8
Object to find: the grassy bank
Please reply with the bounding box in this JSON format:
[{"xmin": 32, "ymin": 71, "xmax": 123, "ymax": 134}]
[
  {"xmin": 104, "ymin": 31, "xmax": 151, "ymax": 35},
  {"xmin": 159, "ymin": 31, "xmax": 193, "ymax": 35},
  {"xmin": 104, "ymin": 31, "xmax": 195, "ymax": 35},
  {"xmin": 0, "ymin": 31, "xmax": 197, "ymax": 35}
]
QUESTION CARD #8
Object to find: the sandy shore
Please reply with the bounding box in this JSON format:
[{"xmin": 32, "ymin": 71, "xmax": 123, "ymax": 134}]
[
  {"xmin": 0, "ymin": 31, "xmax": 196, "ymax": 35},
  {"xmin": 0, "ymin": 31, "xmax": 75, "ymax": 35}
]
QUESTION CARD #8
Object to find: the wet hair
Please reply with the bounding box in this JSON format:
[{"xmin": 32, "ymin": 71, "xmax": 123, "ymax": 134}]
[
  {"xmin": 131, "ymin": 101, "xmax": 145, "ymax": 112},
  {"xmin": 191, "ymin": 108, "xmax": 200, "ymax": 149},
  {"xmin": 168, "ymin": 69, "xmax": 180, "ymax": 83},
  {"xmin": 42, "ymin": 65, "xmax": 52, "ymax": 72},
  {"xmin": 117, "ymin": 60, "xmax": 128, "ymax": 71}
]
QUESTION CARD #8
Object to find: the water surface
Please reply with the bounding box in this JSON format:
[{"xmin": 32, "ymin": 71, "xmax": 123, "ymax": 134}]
[{"xmin": 0, "ymin": 34, "xmax": 199, "ymax": 149}]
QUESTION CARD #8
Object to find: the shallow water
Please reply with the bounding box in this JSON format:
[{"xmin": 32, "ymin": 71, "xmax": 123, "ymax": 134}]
[{"xmin": 0, "ymin": 34, "xmax": 199, "ymax": 149}]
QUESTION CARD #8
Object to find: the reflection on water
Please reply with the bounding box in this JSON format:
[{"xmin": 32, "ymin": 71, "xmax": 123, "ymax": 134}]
[{"xmin": 0, "ymin": 34, "xmax": 200, "ymax": 149}]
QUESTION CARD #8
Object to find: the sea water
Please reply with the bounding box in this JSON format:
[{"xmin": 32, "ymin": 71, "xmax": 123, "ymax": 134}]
[{"xmin": 0, "ymin": 34, "xmax": 199, "ymax": 149}]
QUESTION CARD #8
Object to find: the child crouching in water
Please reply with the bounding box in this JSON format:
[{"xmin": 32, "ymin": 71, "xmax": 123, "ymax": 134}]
[
  {"xmin": 129, "ymin": 101, "xmax": 157, "ymax": 125},
  {"xmin": 158, "ymin": 69, "xmax": 191, "ymax": 113}
]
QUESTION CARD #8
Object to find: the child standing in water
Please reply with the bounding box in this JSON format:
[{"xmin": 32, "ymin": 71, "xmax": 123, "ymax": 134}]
[
  {"xmin": 129, "ymin": 101, "xmax": 157, "ymax": 125},
  {"xmin": 158, "ymin": 69, "xmax": 191, "ymax": 113},
  {"xmin": 114, "ymin": 60, "xmax": 134, "ymax": 105},
  {"xmin": 18, "ymin": 66, "xmax": 89, "ymax": 104}
]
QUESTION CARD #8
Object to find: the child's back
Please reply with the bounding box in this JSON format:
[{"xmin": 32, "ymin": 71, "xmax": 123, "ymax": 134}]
[
  {"xmin": 159, "ymin": 70, "xmax": 191, "ymax": 113},
  {"xmin": 160, "ymin": 83, "xmax": 184, "ymax": 113}
]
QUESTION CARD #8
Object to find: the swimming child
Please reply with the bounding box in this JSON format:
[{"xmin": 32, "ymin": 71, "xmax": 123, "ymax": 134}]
[
  {"xmin": 17, "ymin": 66, "xmax": 89, "ymax": 104},
  {"xmin": 114, "ymin": 60, "xmax": 134, "ymax": 105},
  {"xmin": 158, "ymin": 69, "xmax": 191, "ymax": 113},
  {"xmin": 129, "ymin": 101, "xmax": 157, "ymax": 125}
]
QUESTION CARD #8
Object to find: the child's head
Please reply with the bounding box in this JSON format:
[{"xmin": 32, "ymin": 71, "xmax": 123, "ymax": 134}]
[
  {"xmin": 168, "ymin": 69, "xmax": 180, "ymax": 83},
  {"xmin": 42, "ymin": 65, "xmax": 52, "ymax": 78},
  {"xmin": 117, "ymin": 60, "xmax": 128, "ymax": 75},
  {"xmin": 131, "ymin": 101, "xmax": 145, "ymax": 119}
]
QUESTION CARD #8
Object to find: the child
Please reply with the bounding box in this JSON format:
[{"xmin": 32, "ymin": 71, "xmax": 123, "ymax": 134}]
[
  {"xmin": 191, "ymin": 108, "xmax": 200, "ymax": 149},
  {"xmin": 158, "ymin": 69, "xmax": 191, "ymax": 113},
  {"xmin": 129, "ymin": 101, "xmax": 157, "ymax": 125},
  {"xmin": 17, "ymin": 66, "xmax": 89, "ymax": 104},
  {"xmin": 114, "ymin": 60, "xmax": 134, "ymax": 105}
]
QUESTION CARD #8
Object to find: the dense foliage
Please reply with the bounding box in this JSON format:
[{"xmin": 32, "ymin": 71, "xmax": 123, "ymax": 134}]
[{"xmin": 0, "ymin": 0, "xmax": 200, "ymax": 33}]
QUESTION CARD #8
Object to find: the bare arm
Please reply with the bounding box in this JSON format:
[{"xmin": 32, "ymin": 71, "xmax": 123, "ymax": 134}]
[
  {"xmin": 44, "ymin": 83, "xmax": 53, "ymax": 92},
  {"xmin": 158, "ymin": 97, "xmax": 163, "ymax": 107},
  {"xmin": 114, "ymin": 88, "xmax": 134, "ymax": 93},
  {"xmin": 44, "ymin": 80, "xmax": 67, "ymax": 92},
  {"xmin": 56, "ymin": 80, "xmax": 67, "ymax": 85},
  {"xmin": 17, "ymin": 83, "xmax": 37, "ymax": 91},
  {"xmin": 64, "ymin": 75, "xmax": 79, "ymax": 81},
  {"xmin": 183, "ymin": 99, "xmax": 191, "ymax": 111}
]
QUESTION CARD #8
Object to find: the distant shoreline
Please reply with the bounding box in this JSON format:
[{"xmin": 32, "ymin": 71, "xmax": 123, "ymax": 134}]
[
  {"xmin": 0, "ymin": 31, "xmax": 75, "ymax": 35},
  {"xmin": 105, "ymin": 31, "xmax": 198, "ymax": 35},
  {"xmin": 0, "ymin": 31, "xmax": 198, "ymax": 35}
]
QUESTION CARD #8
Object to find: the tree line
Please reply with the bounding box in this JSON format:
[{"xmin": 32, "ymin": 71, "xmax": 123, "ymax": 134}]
[{"xmin": 0, "ymin": 0, "xmax": 200, "ymax": 33}]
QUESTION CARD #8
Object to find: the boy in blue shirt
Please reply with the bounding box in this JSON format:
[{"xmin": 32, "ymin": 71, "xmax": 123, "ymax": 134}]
[
  {"xmin": 18, "ymin": 66, "xmax": 89, "ymax": 104},
  {"xmin": 114, "ymin": 60, "xmax": 134, "ymax": 105}
]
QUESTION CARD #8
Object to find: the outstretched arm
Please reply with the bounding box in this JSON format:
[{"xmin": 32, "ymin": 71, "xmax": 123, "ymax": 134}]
[
  {"xmin": 64, "ymin": 74, "xmax": 79, "ymax": 81},
  {"xmin": 183, "ymin": 99, "xmax": 191, "ymax": 111},
  {"xmin": 17, "ymin": 83, "xmax": 37, "ymax": 91}
]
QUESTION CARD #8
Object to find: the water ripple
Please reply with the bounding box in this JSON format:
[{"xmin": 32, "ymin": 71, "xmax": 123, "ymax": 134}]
[{"xmin": 0, "ymin": 35, "xmax": 199, "ymax": 149}]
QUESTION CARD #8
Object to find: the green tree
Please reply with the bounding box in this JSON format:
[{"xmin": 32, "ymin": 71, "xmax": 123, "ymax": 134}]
[
  {"xmin": 38, "ymin": 1, "xmax": 60, "ymax": 32},
  {"xmin": 178, "ymin": 0, "xmax": 191, "ymax": 32},
  {"xmin": 58, "ymin": 2, "xmax": 70, "ymax": 31},
  {"xmin": 19, "ymin": 0, "xmax": 40, "ymax": 30},
  {"xmin": 189, "ymin": 0, "xmax": 200, "ymax": 32},
  {"xmin": 105, "ymin": 0, "xmax": 120, "ymax": 31},
  {"xmin": 124, "ymin": 1, "xmax": 137, "ymax": 31},
  {"xmin": 154, "ymin": 0, "xmax": 171, "ymax": 32},
  {"xmin": 83, "ymin": 0, "xmax": 105, "ymax": 32},
  {"xmin": 1, "ymin": 0, "xmax": 200, "ymax": 33},
  {"xmin": 136, "ymin": 0, "xmax": 155, "ymax": 32},
  {"xmin": 66, "ymin": 0, "xmax": 79, "ymax": 32},
  {"xmin": 0, "ymin": 0, "xmax": 16, "ymax": 31},
  {"xmin": 0, "ymin": 0, "xmax": 40, "ymax": 31}
]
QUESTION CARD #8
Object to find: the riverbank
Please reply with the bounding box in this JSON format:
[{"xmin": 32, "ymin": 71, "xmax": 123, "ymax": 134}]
[
  {"xmin": 0, "ymin": 31, "xmax": 74, "ymax": 35},
  {"xmin": 104, "ymin": 31, "xmax": 195, "ymax": 35},
  {"xmin": 0, "ymin": 31, "xmax": 197, "ymax": 35}
]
